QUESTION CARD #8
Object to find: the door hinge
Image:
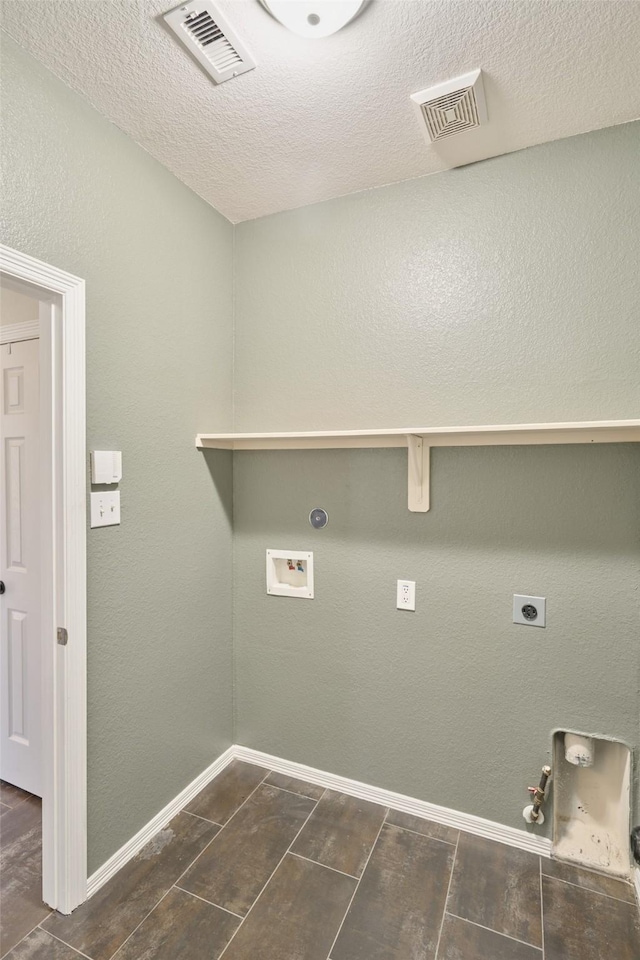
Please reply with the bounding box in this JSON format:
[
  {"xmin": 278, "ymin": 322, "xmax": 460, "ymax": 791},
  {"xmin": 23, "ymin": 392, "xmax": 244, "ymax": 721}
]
[{"xmin": 57, "ymin": 627, "xmax": 68, "ymax": 646}]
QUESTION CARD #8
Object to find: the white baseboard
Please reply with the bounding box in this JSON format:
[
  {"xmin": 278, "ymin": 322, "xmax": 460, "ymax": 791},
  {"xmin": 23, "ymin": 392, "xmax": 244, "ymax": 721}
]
[
  {"xmin": 234, "ymin": 745, "xmax": 552, "ymax": 859},
  {"xmin": 86, "ymin": 747, "xmax": 236, "ymax": 898},
  {"xmin": 87, "ymin": 742, "xmax": 552, "ymax": 901}
]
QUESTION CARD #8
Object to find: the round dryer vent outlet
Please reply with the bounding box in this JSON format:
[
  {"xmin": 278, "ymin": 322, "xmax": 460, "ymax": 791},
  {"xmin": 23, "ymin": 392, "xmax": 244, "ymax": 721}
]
[{"xmin": 309, "ymin": 508, "xmax": 328, "ymax": 529}]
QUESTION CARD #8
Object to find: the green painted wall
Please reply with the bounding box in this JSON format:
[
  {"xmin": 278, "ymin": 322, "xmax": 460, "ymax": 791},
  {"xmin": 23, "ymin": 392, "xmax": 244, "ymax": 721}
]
[
  {"xmin": 3, "ymin": 28, "xmax": 638, "ymax": 866},
  {"xmin": 1, "ymin": 37, "xmax": 234, "ymax": 872},
  {"xmin": 233, "ymin": 123, "xmax": 640, "ymax": 832}
]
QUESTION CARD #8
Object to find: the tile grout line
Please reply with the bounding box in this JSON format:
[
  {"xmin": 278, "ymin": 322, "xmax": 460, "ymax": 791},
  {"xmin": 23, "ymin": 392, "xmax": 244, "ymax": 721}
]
[
  {"xmin": 265, "ymin": 782, "xmax": 323, "ymax": 802},
  {"xmin": 289, "ymin": 850, "xmax": 359, "ymax": 880},
  {"xmin": 433, "ymin": 831, "xmax": 460, "ymax": 960},
  {"xmin": 182, "ymin": 809, "xmax": 224, "ymax": 827},
  {"xmin": 445, "ymin": 912, "xmax": 543, "ymax": 951},
  {"xmin": 540, "ymin": 856, "xmax": 545, "ymax": 960},
  {"xmin": 543, "ymin": 860, "xmax": 636, "ymax": 885},
  {"xmin": 172, "ymin": 768, "xmax": 273, "ymax": 891},
  {"xmin": 63, "ymin": 766, "xmax": 272, "ymax": 960},
  {"xmin": 541, "ymin": 871, "xmax": 636, "ymax": 904},
  {"xmin": 325, "ymin": 808, "xmax": 390, "ymax": 960},
  {"xmin": 0, "ymin": 788, "xmax": 34, "ymax": 812},
  {"xmin": 36, "ymin": 927, "xmax": 97, "ymax": 960},
  {"xmin": 0, "ymin": 917, "xmax": 54, "ymax": 960},
  {"xmin": 173, "ymin": 884, "xmax": 244, "ymax": 919},
  {"xmin": 106, "ymin": 886, "xmax": 175, "ymax": 960},
  {"xmin": 382, "ymin": 814, "xmax": 457, "ymax": 846},
  {"xmin": 215, "ymin": 789, "xmax": 328, "ymax": 959}
]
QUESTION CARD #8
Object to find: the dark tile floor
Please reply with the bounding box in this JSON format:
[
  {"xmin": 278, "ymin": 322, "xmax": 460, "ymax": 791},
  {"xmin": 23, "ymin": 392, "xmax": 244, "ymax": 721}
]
[
  {"xmin": 1, "ymin": 763, "xmax": 639, "ymax": 959},
  {"xmin": 0, "ymin": 781, "xmax": 51, "ymax": 957}
]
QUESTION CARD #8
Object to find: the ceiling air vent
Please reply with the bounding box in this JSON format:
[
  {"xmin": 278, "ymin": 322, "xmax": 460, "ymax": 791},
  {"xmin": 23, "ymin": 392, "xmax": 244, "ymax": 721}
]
[
  {"xmin": 164, "ymin": 1, "xmax": 256, "ymax": 85},
  {"xmin": 411, "ymin": 69, "xmax": 487, "ymax": 143}
]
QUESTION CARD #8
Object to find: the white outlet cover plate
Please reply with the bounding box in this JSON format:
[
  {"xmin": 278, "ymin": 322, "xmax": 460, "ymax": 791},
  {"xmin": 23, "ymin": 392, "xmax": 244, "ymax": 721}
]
[
  {"xmin": 397, "ymin": 579, "xmax": 416, "ymax": 611},
  {"xmin": 513, "ymin": 594, "xmax": 546, "ymax": 627},
  {"xmin": 90, "ymin": 490, "xmax": 121, "ymax": 528}
]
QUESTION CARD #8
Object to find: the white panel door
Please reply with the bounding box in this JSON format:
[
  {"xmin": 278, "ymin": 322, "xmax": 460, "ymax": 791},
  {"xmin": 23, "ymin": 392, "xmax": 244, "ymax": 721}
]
[{"xmin": 1, "ymin": 337, "xmax": 41, "ymax": 796}]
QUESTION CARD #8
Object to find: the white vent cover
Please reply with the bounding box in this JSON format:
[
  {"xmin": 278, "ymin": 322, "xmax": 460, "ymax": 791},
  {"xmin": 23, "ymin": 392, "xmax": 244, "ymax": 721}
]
[
  {"xmin": 164, "ymin": 1, "xmax": 256, "ymax": 85},
  {"xmin": 411, "ymin": 69, "xmax": 487, "ymax": 143}
]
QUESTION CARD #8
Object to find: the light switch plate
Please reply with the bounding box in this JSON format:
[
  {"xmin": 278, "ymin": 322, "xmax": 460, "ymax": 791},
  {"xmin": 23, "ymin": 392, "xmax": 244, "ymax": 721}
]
[
  {"xmin": 513, "ymin": 594, "xmax": 546, "ymax": 627},
  {"xmin": 90, "ymin": 490, "xmax": 120, "ymax": 528}
]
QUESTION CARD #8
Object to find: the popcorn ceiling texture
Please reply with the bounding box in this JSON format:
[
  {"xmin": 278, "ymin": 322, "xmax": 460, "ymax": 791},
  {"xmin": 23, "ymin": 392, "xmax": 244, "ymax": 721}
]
[{"xmin": 2, "ymin": 0, "xmax": 640, "ymax": 222}]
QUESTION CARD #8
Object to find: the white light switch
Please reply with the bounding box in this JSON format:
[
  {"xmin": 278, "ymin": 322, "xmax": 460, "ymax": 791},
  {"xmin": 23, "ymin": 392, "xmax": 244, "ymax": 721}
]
[
  {"xmin": 90, "ymin": 490, "xmax": 120, "ymax": 528},
  {"xmin": 397, "ymin": 580, "xmax": 416, "ymax": 611}
]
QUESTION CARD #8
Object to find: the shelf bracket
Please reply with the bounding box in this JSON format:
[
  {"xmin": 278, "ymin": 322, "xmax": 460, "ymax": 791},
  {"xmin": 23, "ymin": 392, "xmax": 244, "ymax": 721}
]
[{"xmin": 407, "ymin": 435, "xmax": 430, "ymax": 512}]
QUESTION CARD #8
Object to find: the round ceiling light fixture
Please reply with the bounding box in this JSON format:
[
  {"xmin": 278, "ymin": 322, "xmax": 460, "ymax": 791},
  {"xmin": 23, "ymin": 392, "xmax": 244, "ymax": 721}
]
[{"xmin": 259, "ymin": 1, "xmax": 368, "ymax": 38}]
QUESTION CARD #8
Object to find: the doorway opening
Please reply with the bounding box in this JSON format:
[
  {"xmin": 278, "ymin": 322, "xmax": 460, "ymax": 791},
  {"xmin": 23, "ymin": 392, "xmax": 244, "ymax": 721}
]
[{"xmin": 0, "ymin": 245, "xmax": 87, "ymax": 946}]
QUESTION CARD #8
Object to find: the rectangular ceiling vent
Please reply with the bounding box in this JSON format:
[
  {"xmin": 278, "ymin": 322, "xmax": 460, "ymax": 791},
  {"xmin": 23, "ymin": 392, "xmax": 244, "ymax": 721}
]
[
  {"xmin": 410, "ymin": 69, "xmax": 487, "ymax": 143},
  {"xmin": 164, "ymin": 1, "xmax": 256, "ymax": 85}
]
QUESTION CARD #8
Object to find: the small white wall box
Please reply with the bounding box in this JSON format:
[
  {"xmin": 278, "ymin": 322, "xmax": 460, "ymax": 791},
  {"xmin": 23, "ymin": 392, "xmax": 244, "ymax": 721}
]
[
  {"xmin": 266, "ymin": 549, "xmax": 314, "ymax": 599},
  {"xmin": 91, "ymin": 450, "xmax": 122, "ymax": 484}
]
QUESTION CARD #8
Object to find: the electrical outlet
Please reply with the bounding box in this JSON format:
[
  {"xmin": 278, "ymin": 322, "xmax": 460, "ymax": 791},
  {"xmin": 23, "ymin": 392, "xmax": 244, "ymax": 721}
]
[
  {"xmin": 397, "ymin": 580, "xmax": 416, "ymax": 611},
  {"xmin": 513, "ymin": 594, "xmax": 546, "ymax": 627}
]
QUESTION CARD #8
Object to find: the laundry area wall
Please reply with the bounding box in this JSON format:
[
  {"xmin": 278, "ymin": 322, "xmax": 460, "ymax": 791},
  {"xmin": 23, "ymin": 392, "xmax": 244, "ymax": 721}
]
[
  {"xmin": 231, "ymin": 122, "xmax": 640, "ymax": 831},
  {"xmin": 2, "ymin": 31, "xmax": 639, "ymax": 870}
]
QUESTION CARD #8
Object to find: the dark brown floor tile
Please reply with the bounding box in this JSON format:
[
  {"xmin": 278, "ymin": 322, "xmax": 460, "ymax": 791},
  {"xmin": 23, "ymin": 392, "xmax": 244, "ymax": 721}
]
[
  {"xmin": 180, "ymin": 783, "xmax": 315, "ymax": 916},
  {"xmin": 542, "ymin": 856, "xmax": 635, "ymax": 902},
  {"xmin": 386, "ymin": 809, "xmax": 458, "ymax": 845},
  {"xmin": 4, "ymin": 928, "xmax": 86, "ymax": 959},
  {"xmin": 1, "ymin": 885, "xmax": 52, "ymax": 958},
  {"xmin": 0, "ymin": 781, "xmax": 34, "ymax": 809},
  {"xmin": 291, "ymin": 790, "xmax": 386, "ymax": 878},
  {"xmin": 223, "ymin": 853, "xmax": 356, "ymax": 960},
  {"xmin": 0, "ymin": 797, "xmax": 50, "ymax": 956},
  {"xmin": 438, "ymin": 913, "xmax": 542, "ymax": 960},
  {"xmin": 1, "ymin": 796, "xmax": 42, "ymax": 868},
  {"xmin": 543, "ymin": 875, "xmax": 640, "ymax": 960},
  {"xmin": 115, "ymin": 886, "xmax": 239, "ymax": 960},
  {"xmin": 447, "ymin": 833, "xmax": 542, "ymax": 947},
  {"xmin": 185, "ymin": 760, "xmax": 268, "ymax": 824},
  {"xmin": 264, "ymin": 771, "xmax": 325, "ymax": 801},
  {"xmin": 42, "ymin": 812, "xmax": 218, "ymax": 960},
  {"xmin": 332, "ymin": 823, "xmax": 454, "ymax": 960}
]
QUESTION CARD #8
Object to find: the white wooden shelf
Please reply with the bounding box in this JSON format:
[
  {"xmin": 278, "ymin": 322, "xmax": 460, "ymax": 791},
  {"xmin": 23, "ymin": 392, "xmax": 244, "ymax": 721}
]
[{"xmin": 196, "ymin": 420, "xmax": 640, "ymax": 512}]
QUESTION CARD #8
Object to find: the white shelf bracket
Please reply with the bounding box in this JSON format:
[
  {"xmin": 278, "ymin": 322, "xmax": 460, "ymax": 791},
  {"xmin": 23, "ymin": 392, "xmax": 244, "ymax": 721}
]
[{"xmin": 407, "ymin": 435, "xmax": 430, "ymax": 512}]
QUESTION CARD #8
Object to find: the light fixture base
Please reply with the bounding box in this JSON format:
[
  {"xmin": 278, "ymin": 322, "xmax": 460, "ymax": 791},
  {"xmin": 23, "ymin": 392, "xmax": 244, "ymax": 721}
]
[{"xmin": 259, "ymin": 0, "xmax": 368, "ymax": 38}]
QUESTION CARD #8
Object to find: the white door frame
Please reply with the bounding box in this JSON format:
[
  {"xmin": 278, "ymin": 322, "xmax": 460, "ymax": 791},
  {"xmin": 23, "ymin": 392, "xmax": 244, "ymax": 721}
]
[{"xmin": 1, "ymin": 243, "xmax": 87, "ymax": 914}]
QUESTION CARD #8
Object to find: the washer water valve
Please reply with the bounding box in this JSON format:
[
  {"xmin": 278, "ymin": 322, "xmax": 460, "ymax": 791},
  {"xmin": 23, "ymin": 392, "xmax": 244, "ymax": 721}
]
[{"xmin": 523, "ymin": 765, "xmax": 552, "ymax": 825}]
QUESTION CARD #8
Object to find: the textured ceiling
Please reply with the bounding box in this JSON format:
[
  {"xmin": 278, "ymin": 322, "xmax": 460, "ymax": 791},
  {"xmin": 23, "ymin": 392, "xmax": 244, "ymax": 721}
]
[{"xmin": 2, "ymin": 0, "xmax": 639, "ymax": 222}]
